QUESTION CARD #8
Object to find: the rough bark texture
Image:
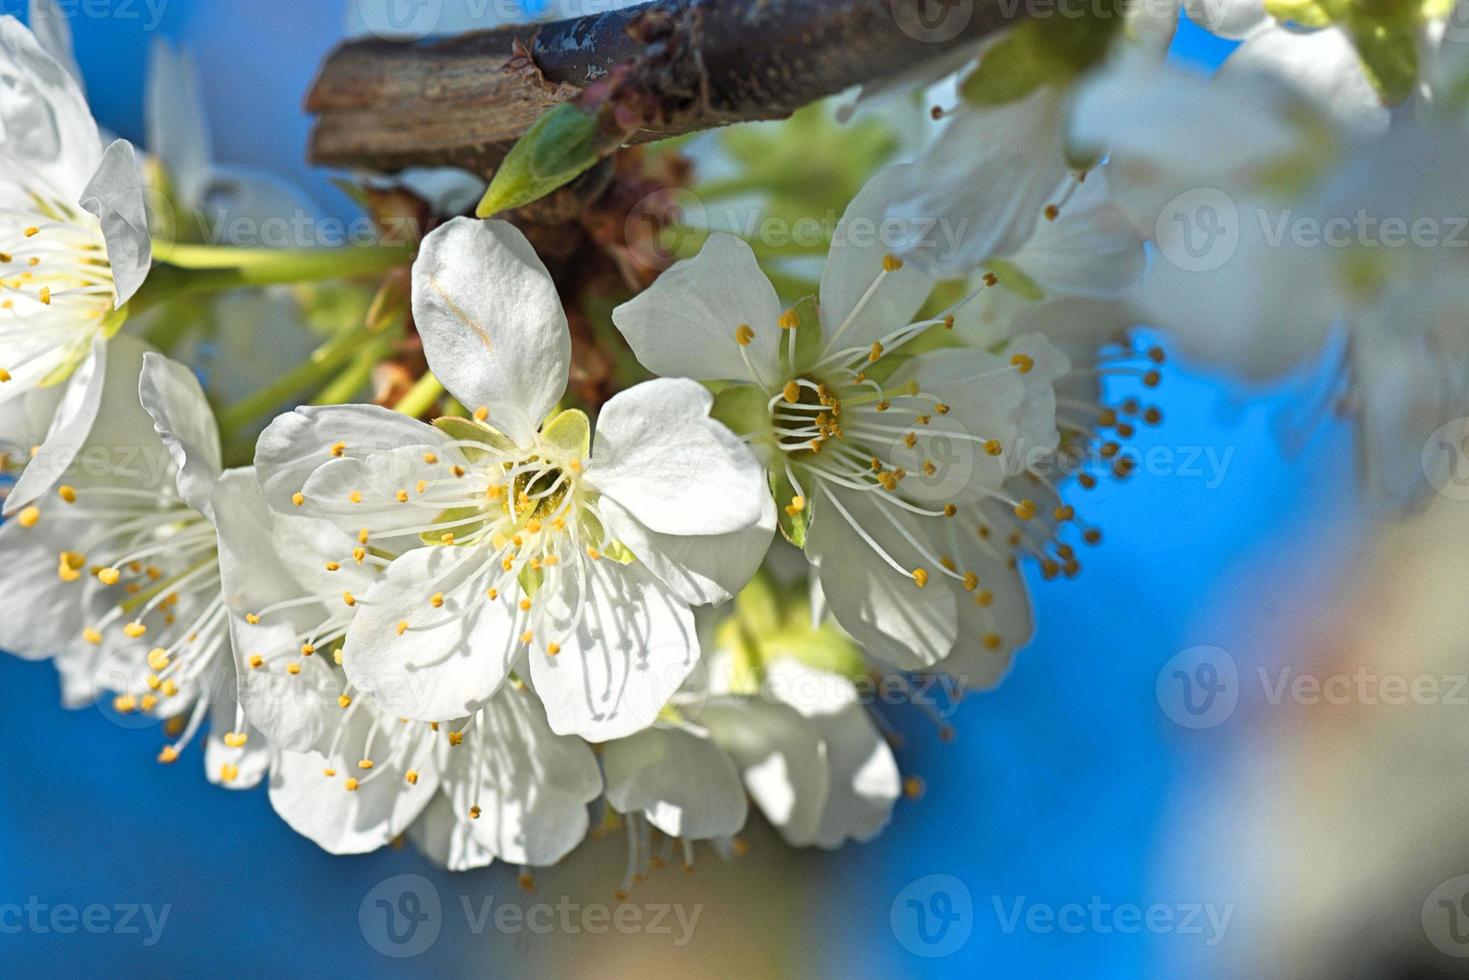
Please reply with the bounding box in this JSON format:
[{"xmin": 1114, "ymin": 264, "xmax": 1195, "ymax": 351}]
[{"xmin": 308, "ymin": 0, "xmax": 1020, "ymax": 175}]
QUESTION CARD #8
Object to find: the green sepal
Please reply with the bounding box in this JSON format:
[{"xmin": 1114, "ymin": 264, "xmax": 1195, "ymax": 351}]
[
  {"xmin": 432, "ymin": 416, "xmax": 516, "ymax": 459},
  {"xmin": 710, "ymin": 384, "xmax": 772, "ymax": 440},
  {"xmin": 540, "ymin": 408, "xmax": 591, "ymax": 457},
  {"xmin": 770, "ymin": 469, "xmax": 808, "ymax": 549},
  {"xmin": 418, "ymin": 506, "xmax": 485, "ymax": 547},
  {"xmin": 476, "ymin": 103, "xmax": 606, "ymax": 217}
]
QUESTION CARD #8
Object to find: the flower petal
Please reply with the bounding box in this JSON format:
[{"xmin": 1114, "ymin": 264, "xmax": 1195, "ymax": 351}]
[
  {"xmin": 436, "ymin": 686, "xmax": 602, "ymax": 866},
  {"xmin": 139, "ymin": 352, "xmax": 223, "ymax": 520},
  {"xmin": 0, "ymin": 14, "xmax": 100, "ymax": 197},
  {"xmin": 145, "ymin": 38, "xmax": 212, "ymax": 207},
  {"xmin": 342, "ymin": 546, "xmax": 519, "ymax": 722},
  {"xmin": 268, "ymin": 709, "xmax": 439, "ymax": 855},
  {"xmin": 602, "ymin": 725, "xmax": 749, "ymax": 840},
  {"xmin": 28, "ymin": 0, "xmax": 83, "ymax": 90},
  {"xmin": 407, "ymin": 793, "xmax": 496, "ymax": 872},
  {"xmin": 79, "ymin": 139, "xmax": 153, "ymax": 306},
  {"xmin": 806, "ymin": 485, "xmax": 958, "ymax": 669},
  {"xmin": 763, "ymin": 659, "xmax": 900, "ymax": 848},
  {"xmin": 1220, "ymin": 25, "xmax": 1389, "ymax": 138},
  {"xmin": 411, "ymin": 217, "xmax": 569, "ymax": 442},
  {"xmin": 611, "ymin": 233, "xmax": 782, "ymax": 385},
  {"xmin": 530, "ymin": 557, "xmax": 699, "ymax": 741},
  {"xmin": 596, "ymin": 491, "xmax": 776, "ymax": 607},
  {"xmin": 699, "ymin": 694, "xmax": 829, "ymax": 847},
  {"xmin": 820, "ymin": 163, "xmax": 936, "ymax": 350},
  {"xmin": 588, "ymin": 378, "xmax": 769, "ymax": 537}
]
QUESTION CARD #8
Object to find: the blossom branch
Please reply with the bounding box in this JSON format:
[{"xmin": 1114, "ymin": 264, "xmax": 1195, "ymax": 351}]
[{"xmin": 306, "ymin": 0, "xmax": 1023, "ymax": 175}]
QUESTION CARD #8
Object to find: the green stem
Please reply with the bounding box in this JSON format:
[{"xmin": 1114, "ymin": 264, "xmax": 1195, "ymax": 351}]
[
  {"xmin": 312, "ymin": 336, "xmax": 395, "ymax": 406},
  {"xmin": 393, "ymin": 372, "xmax": 445, "ymax": 419},
  {"xmin": 217, "ymin": 324, "xmax": 378, "ymax": 435}
]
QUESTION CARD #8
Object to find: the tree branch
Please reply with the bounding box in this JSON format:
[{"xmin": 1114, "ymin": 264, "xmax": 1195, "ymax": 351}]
[{"xmin": 307, "ymin": 0, "xmax": 1022, "ymax": 175}]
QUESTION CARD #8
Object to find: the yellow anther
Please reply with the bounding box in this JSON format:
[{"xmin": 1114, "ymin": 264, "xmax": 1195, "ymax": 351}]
[
  {"xmin": 520, "ymin": 630, "xmax": 534, "ymax": 644},
  {"xmin": 396, "ymin": 489, "xmax": 409, "ymax": 503},
  {"xmin": 1013, "ymin": 499, "xmax": 1036, "ymax": 521},
  {"xmin": 474, "ymin": 406, "xmax": 490, "ymax": 422},
  {"xmin": 452, "ymin": 465, "xmax": 466, "ymax": 477},
  {"xmin": 0, "ymin": 369, "xmax": 10, "ymax": 383},
  {"xmin": 440, "ymin": 532, "xmax": 456, "ymax": 545},
  {"xmin": 83, "ymin": 627, "xmax": 102, "ymax": 645},
  {"xmin": 939, "ymin": 556, "xmax": 956, "ymax": 572},
  {"xmin": 323, "ymin": 768, "xmax": 337, "ymax": 778},
  {"xmin": 160, "ymin": 679, "xmax": 178, "ymax": 697},
  {"xmin": 1044, "ymin": 204, "xmax": 1060, "ymax": 221},
  {"xmin": 343, "ymin": 592, "xmax": 356, "ymax": 607},
  {"xmin": 358, "ymin": 759, "xmax": 374, "ymax": 770},
  {"xmin": 486, "ymin": 588, "xmax": 499, "ymax": 600},
  {"xmin": 735, "ymin": 324, "xmax": 755, "ymax": 346},
  {"xmin": 291, "ymin": 492, "xmax": 305, "ymax": 507},
  {"xmin": 518, "ymin": 597, "xmax": 532, "ymax": 612},
  {"xmin": 17, "ymin": 506, "xmax": 40, "ymax": 528},
  {"xmin": 348, "ymin": 490, "xmax": 362, "ymax": 504},
  {"xmin": 223, "ymin": 732, "xmax": 248, "ymax": 748},
  {"xmin": 405, "ymin": 770, "xmax": 419, "ymax": 785},
  {"xmin": 430, "ymin": 592, "xmax": 445, "ymax": 608},
  {"xmin": 249, "ymin": 654, "xmax": 264, "ymax": 669},
  {"xmin": 38, "ymin": 287, "xmax": 50, "ymax": 305},
  {"xmin": 344, "ymin": 778, "xmax": 359, "ymax": 792},
  {"xmin": 782, "ymin": 380, "xmax": 800, "ymax": 403},
  {"xmin": 286, "ymin": 663, "xmax": 301, "ymax": 676},
  {"xmin": 983, "ymin": 633, "xmax": 1003, "ymax": 651},
  {"xmin": 982, "ymin": 272, "xmax": 999, "ymax": 287},
  {"xmin": 123, "ymin": 621, "xmax": 147, "ymax": 638},
  {"xmin": 415, "ymin": 479, "xmax": 428, "ymax": 495},
  {"xmin": 301, "ymin": 643, "xmax": 316, "ymax": 656},
  {"xmin": 245, "ymin": 613, "xmax": 261, "ymax": 624},
  {"xmin": 140, "ymin": 694, "xmax": 158, "ymax": 712},
  {"xmin": 777, "ymin": 309, "xmax": 800, "ymax": 330},
  {"xmin": 943, "ymin": 314, "xmax": 955, "ymax": 330},
  {"xmin": 547, "ymin": 643, "xmax": 561, "ymax": 656},
  {"xmin": 57, "ymin": 485, "xmax": 77, "ymax": 504},
  {"xmin": 876, "ymin": 400, "xmax": 890, "ymax": 412},
  {"xmin": 325, "ymin": 561, "xmax": 341, "ymax": 572},
  {"xmin": 157, "ymin": 746, "xmax": 179, "ymax": 765},
  {"xmin": 962, "ymin": 572, "xmax": 978, "ymax": 592},
  {"xmin": 423, "ymin": 452, "xmax": 439, "ymax": 464},
  {"xmin": 975, "ymin": 589, "xmax": 994, "ymax": 607},
  {"xmin": 330, "ymin": 441, "xmax": 347, "ymax": 457},
  {"xmin": 113, "ymin": 694, "xmax": 138, "ymax": 714},
  {"xmin": 911, "ymin": 568, "xmax": 929, "ymax": 588},
  {"xmin": 396, "ymin": 620, "xmax": 409, "ymax": 636},
  {"xmin": 882, "ymin": 253, "xmax": 903, "ymax": 272},
  {"xmin": 784, "ymin": 495, "xmax": 806, "ymax": 517},
  {"xmin": 147, "ymin": 648, "xmax": 170, "ymax": 671},
  {"xmin": 944, "ymin": 504, "xmax": 958, "ymax": 517},
  {"xmin": 359, "ymin": 528, "xmax": 370, "ymax": 544},
  {"xmin": 934, "ymin": 403, "xmax": 950, "ymax": 415},
  {"xmin": 353, "ymin": 547, "xmax": 367, "ymax": 564},
  {"xmin": 24, "ymin": 227, "xmax": 38, "ymax": 238},
  {"xmin": 469, "ymin": 805, "xmax": 482, "ymax": 819},
  {"xmin": 586, "ymin": 546, "xmax": 601, "ymax": 560},
  {"xmin": 869, "ymin": 341, "xmax": 884, "ymax": 362},
  {"xmin": 448, "ymin": 730, "xmax": 464, "ymax": 747}
]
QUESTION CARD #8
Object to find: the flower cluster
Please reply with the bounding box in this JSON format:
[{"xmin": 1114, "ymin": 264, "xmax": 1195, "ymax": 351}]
[{"xmin": 0, "ymin": 1, "xmax": 1172, "ymax": 888}]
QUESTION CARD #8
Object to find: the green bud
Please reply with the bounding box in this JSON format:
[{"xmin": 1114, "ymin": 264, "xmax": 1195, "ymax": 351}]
[{"xmin": 476, "ymin": 103, "xmax": 605, "ymax": 217}]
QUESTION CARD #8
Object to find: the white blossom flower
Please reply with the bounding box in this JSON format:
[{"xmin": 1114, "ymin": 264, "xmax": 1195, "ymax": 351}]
[
  {"xmin": 613, "ymin": 163, "xmax": 1088, "ymax": 671},
  {"xmin": 1074, "ymin": 47, "xmax": 1469, "ymax": 507},
  {"xmin": 255, "ymin": 217, "xmax": 774, "ymax": 741},
  {"xmin": 0, "ymin": 14, "xmax": 153, "ymax": 513}
]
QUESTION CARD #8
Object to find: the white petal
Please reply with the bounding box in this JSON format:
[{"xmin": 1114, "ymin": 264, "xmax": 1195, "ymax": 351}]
[
  {"xmin": 596, "ymin": 492, "xmax": 775, "ymax": 607},
  {"xmin": 268, "ymin": 709, "xmax": 439, "ymax": 855},
  {"xmin": 255, "ymin": 404, "xmax": 445, "ymax": 515},
  {"xmin": 1220, "ymin": 25, "xmax": 1390, "ymax": 139},
  {"xmin": 588, "ymin": 378, "xmax": 768, "ymax": 537},
  {"xmin": 602, "ymin": 725, "xmax": 748, "ymax": 840},
  {"xmin": 819, "ymin": 163, "xmax": 936, "ymax": 350},
  {"xmin": 1008, "ymin": 169, "xmax": 1146, "ymax": 299},
  {"xmin": 806, "ymin": 485, "xmax": 958, "ymax": 669},
  {"xmin": 28, "ymin": 0, "xmax": 83, "ymax": 90},
  {"xmin": 763, "ymin": 660, "xmax": 900, "ymax": 848},
  {"xmin": 611, "ymin": 233, "xmax": 782, "ymax": 385},
  {"xmin": 139, "ymin": 352, "xmax": 223, "ymax": 520},
  {"xmin": 888, "ymin": 89, "xmax": 1069, "ymax": 279},
  {"xmin": 530, "ymin": 557, "xmax": 699, "ymax": 741},
  {"xmin": 5, "ymin": 333, "xmax": 163, "ymax": 515},
  {"xmin": 411, "ymin": 217, "xmax": 569, "ymax": 442},
  {"xmin": 343, "ymin": 546, "xmax": 519, "ymax": 722},
  {"xmin": 0, "ymin": 514, "xmax": 92, "ymax": 657},
  {"xmin": 0, "ymin": 14, "xmax": 100, "ymax": 197},
  {"xmin": 699, "ymin": 695, "xmax": 829, "ymax": 847},
  {"xmin": 145, "ymin": 39, "xmax": 212, "ymax": 207},
  {"xmin": 204, "ymin": 659, "xmax": 269, "ymax": 791},
  {"xmin": 407, "ymin": 793, "xmax": 496, "ymax": 871},
  {"xmin": 436, "ymin": 687, "xmax": 602, "ymax": 866},
  {"xmin": 212, "ymin": 468, "xmax": 347, "ymax": 752},
  {"xmin": 79, "ymin": 139, "xmax": 153, "ymax": 306},
  {"xmin": 929, "ymin": 517, "xmax": 1034, "ymax": 688}
]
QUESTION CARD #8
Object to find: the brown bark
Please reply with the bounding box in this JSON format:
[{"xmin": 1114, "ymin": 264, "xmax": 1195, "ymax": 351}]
[{"xmin": 307, "ymin": 0, "xmax": 1020, "ymax": 175}]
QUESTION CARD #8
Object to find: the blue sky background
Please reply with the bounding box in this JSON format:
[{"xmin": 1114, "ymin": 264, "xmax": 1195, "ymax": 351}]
[{"xmin": 0, "ymin": 5, "xmax": 1364, "ymax": 976}]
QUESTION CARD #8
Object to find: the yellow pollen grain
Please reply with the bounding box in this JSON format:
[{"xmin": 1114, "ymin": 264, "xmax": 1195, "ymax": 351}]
[
  {"xmin": 423, "ymin": 452, "xmax": 438, "ymax": 464},
  {"xmin": 358, "ymin": 759, "xmax": 374, "ymax": 770},
  {"xmin": 353, "ymin": 547, "xmax": 366, "ymax": 564}
]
